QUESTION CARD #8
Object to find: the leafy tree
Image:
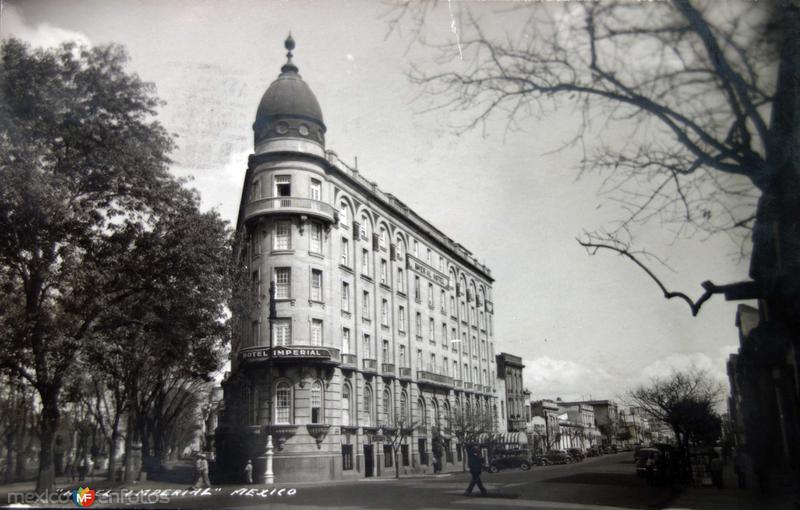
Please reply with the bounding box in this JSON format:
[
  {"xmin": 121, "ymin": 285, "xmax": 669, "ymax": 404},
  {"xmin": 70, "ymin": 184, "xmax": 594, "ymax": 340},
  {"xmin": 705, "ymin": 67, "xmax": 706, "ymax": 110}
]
[
  {"xmin": 627, "ymin": 367, "xmax": 722, "ymax": 455},
  {"xmin": 0, "ymin": 38, "xmax": 230, "ymax": 490}
]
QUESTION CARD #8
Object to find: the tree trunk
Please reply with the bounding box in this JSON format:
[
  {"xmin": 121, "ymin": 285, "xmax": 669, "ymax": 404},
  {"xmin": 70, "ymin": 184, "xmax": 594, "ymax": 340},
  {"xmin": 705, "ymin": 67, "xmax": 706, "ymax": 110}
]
[
  {"xmin": 394, "ymin": 447, "xmax": 400, "ymax": 479},
  {"xmin": 107, "ymin": 427, "xmax": 120, "ymax": 481},
  {"xmin": 36, "ymin": 393, "xmax": 60, "ymax": 492},
  {"xmin": 4, "ymin": 433, "xmax": 14, "ymax": 484}
]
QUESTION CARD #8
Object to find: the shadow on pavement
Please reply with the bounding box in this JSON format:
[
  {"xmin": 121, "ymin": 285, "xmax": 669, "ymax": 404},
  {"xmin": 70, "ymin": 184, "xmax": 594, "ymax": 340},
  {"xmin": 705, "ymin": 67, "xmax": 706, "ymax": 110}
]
[{"xmin": 543, "ymin": 473, "xmax": 649, "ymax": 488}]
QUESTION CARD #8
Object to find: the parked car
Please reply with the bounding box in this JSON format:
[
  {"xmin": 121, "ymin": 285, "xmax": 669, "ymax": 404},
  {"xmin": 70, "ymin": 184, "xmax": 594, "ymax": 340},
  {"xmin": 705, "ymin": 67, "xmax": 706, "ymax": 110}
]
[
  {"xmin": 487, "ymin": 454, "xmax": 532, "ymax": 473},
  {"xmin": 586, "ymin": 446, "xmax": 602, "ymax": 457},
  {"xmin": 545, "ymin": 450, "xmax": 574, "ymax": 464},
  {"xmin": 567, "ymin": 448, "xmax": 585, "ymax": 461},
  {"xmin": 531, "ymin": 455, "xmax": 551, "ymax": 466}
]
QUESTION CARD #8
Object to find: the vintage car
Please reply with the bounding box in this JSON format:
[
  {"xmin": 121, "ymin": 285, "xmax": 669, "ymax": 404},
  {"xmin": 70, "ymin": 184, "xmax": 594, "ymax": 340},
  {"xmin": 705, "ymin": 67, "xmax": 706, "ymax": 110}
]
[
  {"xmin": 487, "ymin": 454, "xmax": 532, "ymax": 473},
  {"xmin": 545, "ymin": 449, "xmax": 574, "ymax": 464}
]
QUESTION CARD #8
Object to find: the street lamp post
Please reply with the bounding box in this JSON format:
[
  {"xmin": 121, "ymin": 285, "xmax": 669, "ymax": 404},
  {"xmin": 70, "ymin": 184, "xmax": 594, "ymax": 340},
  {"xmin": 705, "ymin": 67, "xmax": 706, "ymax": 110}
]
[{"xmin": 265, "ymin": 281, "xmax": 276, "ymax": 484}]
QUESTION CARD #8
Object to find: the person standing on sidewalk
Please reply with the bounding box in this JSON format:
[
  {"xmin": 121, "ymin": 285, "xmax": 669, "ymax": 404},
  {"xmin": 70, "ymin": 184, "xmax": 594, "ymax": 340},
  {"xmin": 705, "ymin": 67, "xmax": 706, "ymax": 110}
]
[
  {"xmin": 244, "ymin": 459, "xmax": 253, "ymax": 484},
  {"xmin": 193, "ymin": 453, "xmax": 211, "ymax": 489},
  {"xmin": 464, "ymin": 446, "xmax": 488, "ymax": 497}
]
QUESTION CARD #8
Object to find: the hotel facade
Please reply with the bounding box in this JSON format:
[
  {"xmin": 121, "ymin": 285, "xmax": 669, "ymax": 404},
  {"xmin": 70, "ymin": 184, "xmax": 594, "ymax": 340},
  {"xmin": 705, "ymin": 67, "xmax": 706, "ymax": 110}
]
[{"xmin": 216, "ymin": 37, "xmax": 500, "ymax": 482}]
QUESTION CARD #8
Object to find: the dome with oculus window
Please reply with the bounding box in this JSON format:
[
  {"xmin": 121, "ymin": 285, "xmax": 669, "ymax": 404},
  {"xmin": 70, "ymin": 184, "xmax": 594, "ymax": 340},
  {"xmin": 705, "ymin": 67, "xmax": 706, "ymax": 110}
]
[{"xmin": 253, "ymin": 34, "xmax": 326, "ymax": 151}]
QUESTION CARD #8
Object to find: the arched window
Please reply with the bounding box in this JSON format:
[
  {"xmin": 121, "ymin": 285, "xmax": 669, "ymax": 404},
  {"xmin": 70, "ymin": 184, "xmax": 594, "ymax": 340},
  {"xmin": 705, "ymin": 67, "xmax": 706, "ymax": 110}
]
[
  {"xmin": 442, "ymin": 401, "xmax": 450, "ymax": 430},
  {"xmin": 342, "ymin": 383, "xmax": 352, "ymax": 426},
  {"xmin": 396, "ymin": 239, "xmax": 404, "ymax": 261},
  {"xmin": 311, "ymin": 381, "xmax": 323, "ymax": 424},
  {"xmin": 360, "ymin": 213, "xmax": 370, "ymax": 239},
  {"xmin": 339, "ymin": 201, "xmax": 350, "ymax": 226},
  {"xmin": 382, "ymin": 388, "xmax": 393, "ymax": 425},
  {"xmin": 275, "ymin": 381, "xmax": 292, "ymax": 424},
  {"xmin": 417, "ymin": 398, "xmax": 426, "ymax": 426},
  {"xmin": 400, "ymin": 391, "xmax": 408, "ymax": 423},
  {"xmin": 432, "ymin": 399, "xmax": 440, "ymax": 429},
  {"xmin": 364, "ymin": 384, "xmax": 374, "ymax": 427},
  {"xmin": 379, "ymin": 226, "xmax": 388, "ymax": 250}
]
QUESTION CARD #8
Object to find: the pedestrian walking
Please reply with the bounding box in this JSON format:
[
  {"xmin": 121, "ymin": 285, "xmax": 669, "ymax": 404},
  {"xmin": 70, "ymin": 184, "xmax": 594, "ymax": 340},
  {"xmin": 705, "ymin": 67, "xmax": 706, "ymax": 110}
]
[
  {"xmin": 734, "ymin": 449, "xmax": 750, "ymax": 489},
  {"xmin": 464, "ymin": 446, "xmax": 488, "ymax": 497},
  {"xmin": 193, "ymin": 453, "xmax": 211, "ymax": 489},
  {"xmin": 244, "ymin": 459, "xmax": 253, "ymax": 484}
]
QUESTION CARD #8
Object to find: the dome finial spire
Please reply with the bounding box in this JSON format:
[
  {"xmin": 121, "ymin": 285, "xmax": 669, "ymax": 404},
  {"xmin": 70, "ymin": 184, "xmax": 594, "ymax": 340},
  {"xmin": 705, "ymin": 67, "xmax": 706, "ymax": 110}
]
[{"xmin": 281, "ymin": 32, "xmax": 298, "ymax": 74}]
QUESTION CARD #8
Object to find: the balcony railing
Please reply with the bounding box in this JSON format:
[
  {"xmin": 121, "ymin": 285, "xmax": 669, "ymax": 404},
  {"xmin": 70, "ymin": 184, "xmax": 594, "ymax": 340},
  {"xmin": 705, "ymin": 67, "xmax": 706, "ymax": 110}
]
[
  {"xmin": 453, "ymin": 379, "xmax": 463, "ymax": 389},
  {"xmin": 363, "ymin": 359, "xmax": 378, "ymax": 373},
  {"xmin": 463, "ymin": 382, "xmax": 473, "ymax": 390},
  {"xmin": 244, "ymin": 197, "xmax": 336, "ymax": 224},
  {"xmin": 341, "ymin": 353, "xmax": 357, "ymax": 369},
  {"xmin": 416, "ymin": 370, "xmax": 453, "ymax": 388},
  {"xmin": 381, "ymin": 363, "xmax": 395, "ymax": 376},
  {"xmin": 398, "ymin": 367, "xmax": 412, "ymax": 379}
]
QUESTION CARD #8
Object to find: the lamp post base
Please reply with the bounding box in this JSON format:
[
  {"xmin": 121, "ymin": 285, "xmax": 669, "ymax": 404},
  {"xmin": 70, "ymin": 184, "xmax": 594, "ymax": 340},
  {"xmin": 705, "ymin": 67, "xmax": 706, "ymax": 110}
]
[{"xmin": 265, "ymin": 435, "xmax": 274, "ymax": 484}]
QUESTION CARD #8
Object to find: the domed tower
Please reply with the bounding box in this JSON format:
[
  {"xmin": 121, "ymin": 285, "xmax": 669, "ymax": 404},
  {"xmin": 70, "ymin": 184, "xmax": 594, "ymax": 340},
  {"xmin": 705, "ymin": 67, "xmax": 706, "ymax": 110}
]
[
  {"xmin": 252, "ymin": 34, "xmax": 327, "ymax": 158},
  {"xmin": 221, "ymin": 35, "xmax": 340, "ymax": 483}
]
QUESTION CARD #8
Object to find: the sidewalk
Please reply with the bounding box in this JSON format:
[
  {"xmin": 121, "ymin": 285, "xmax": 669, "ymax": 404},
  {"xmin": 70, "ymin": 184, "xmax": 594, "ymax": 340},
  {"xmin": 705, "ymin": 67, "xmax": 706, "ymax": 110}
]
[{"xmin": 665, "ymin": 463, "xmax": 794, "ymax": 510}]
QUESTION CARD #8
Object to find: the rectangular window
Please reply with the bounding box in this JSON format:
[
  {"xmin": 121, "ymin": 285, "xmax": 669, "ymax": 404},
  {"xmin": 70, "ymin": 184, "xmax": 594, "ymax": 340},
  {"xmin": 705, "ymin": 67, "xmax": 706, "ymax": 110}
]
[
  {"xmin": 361, "ymin": 248, "xmax": 369, "ymax": 276},
  {"xmin": 415, "ymin": 312, "xmax": 422, "ymax": 338},
  {"xmin": 383, "ymin": 445, "xmax": 393, "ymax": 468},
  {"xmin": 442, "ymin": 324, "xmax": 448, "ymax": 346},
  {"xmin": 397, "ymin": 268, "xmax": 405, "ymax": 292},
  {"xmin": 400, "ymin": 345, "xmax": 406, "ymax": 367},
  {"xmin": 251, "ymin": 231, "xmax": 261, "ymax": 257},
  {"xmin": 381, "ymin": 299, "xmax": 389, "ymax": 326},
  {"xmin": 251, "ymin": 179, "xmax": 261, "ymax": 202},
  {"xmin": 383, "ymin": 340, "xmax": 389, "ymax": 362},
  {"xmin": 453, "ymin": 360, "xmax": 458, "ymax": 379},
  {"xmin": 362, "ymin": 291, "xmax": 370, "ymax": 319},
  {"xmin": 398, "ymin": 306, "xmax": 406, "ymax": 332},
  {"xmin": 451, "ymin": 328, "xmax": 457, "ymax": 350},
  {"xmin": 428, "ymin": 318, "xmax": 434, "ymax": 342},
  {"xmin": 251, "ymin": 321, "xmax": 259, "ymax": 346},
  {"xmin": 251, "ymin": 270, "xmax": 261, "ymax": 300},
  {"xmin": 430, "ymin": 353, "xmax": 436, "ymax": 372},
  {"xmin": 443, "ymin": 356, "xmax": 448, "ymax": 375},
  {"xmin": 341, "ymin": 281, "xmax": 350, "ymax": 312},
  {"xmin": 311, "ymin": 269, "xmax": 323, "ymax": 301},
  {"xmin": 363, "ymin": 334, "xmax": 371, "ymax": 358},
  {"xmin": 440, "ymin": 290, "xmax": 446, "ymax": 313},
  {"xmin": 426, "ymin": 248, "xmax": 432, "ymax": 264},
  {"xmin": 310, "ymin": 178, "xmax": 321, "ymax": 201},
  {"xmin": 274, "ymin": 221, "xmax": 291, "ymax": 250},
  {"xmin": 275, "ymin": 175, "xmax": 291, "ymax": 197},
  {"xmin": 311, "ymin": 319, "xmax": 323, "ymax": 346},
  {"xmin": 416, "ymin": 349, "xmax": 422, "ymax": 369},
  {"xmin": 413, "ymin": 240, "xmax": 419, "ymax": 257},
  {"xmin": 343, "ymin": 327, "xmax": 351, "ymax": 353},
  {"xmin": 274, "ymin": 268, "xmax": 291, "ymax": 298},
  {"xmin": 342, "ymin": 445, "xmax": 353, "ymax": 471},
  {"xmin": 275, "ymin": 319, "xmax": 291, "ymax": 346},
  {"xmin": 428, "ymin": 283, "xmax": 434, "ymax": 307},
  {"xmin": 380, "ymin": 260, "xmax": 388, "ymax": 284},
  {"xmin": 341, "ymin": 237, "xmax": 350, "ymax": 266},
  {"xmin": 414, "ymin": 277, "xmax": 421, "ymax": 301},
  {"xmin": 310, "ymin": 222, "xmax": 322, "ymax": 253},
  {"xmin": 450, "ymin": 296, "xmax": 456, "ymax": 316}
]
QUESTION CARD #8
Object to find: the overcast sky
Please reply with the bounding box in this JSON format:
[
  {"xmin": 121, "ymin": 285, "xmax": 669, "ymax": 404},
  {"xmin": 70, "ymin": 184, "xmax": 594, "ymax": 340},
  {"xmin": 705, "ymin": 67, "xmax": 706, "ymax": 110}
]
[{"xmin": 2, "ymin": 0, "xmax": 754, "ymax": 405}]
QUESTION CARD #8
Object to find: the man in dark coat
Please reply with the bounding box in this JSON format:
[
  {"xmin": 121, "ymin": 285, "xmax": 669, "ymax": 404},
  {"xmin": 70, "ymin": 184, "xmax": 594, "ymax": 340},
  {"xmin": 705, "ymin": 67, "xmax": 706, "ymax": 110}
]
[{"xmin": 464, "ymin": 446, "xmax": 488, "ymax": 496}]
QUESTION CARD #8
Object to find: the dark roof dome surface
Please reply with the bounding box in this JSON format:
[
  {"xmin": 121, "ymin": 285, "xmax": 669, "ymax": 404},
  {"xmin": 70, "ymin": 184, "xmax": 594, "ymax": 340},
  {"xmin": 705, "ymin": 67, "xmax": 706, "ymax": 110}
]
[{"xmin": 253, "ymin": 35, "xmax": 326, "ymax": 148}]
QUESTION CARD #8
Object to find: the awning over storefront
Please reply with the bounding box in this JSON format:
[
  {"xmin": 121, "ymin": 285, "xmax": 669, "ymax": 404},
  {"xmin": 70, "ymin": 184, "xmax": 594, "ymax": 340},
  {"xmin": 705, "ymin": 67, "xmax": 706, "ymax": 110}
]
[{"xmin": 474, "ymin": 432, "xmax": 529, "ymax": 445}]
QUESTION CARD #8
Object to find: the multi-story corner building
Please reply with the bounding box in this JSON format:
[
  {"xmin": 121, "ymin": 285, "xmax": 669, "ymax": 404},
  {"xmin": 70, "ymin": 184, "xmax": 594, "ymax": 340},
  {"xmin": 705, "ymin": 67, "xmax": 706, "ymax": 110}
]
[
  {"xmin": 216, "ymin": 37, "xmax": 499, "ymax": 482},
  {"xmin": 556, "ymin": 402, "xmax": 600, "ymax": 450},
  {"xmin": 496, "ymin": 353, "xmax": 527, "ymax": 432}
]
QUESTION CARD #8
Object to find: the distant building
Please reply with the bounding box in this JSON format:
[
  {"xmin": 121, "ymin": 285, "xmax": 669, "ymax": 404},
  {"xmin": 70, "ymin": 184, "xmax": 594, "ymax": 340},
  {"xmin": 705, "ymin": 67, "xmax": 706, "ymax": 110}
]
[
  {"xmin": 530, "ymin": 399, "xmax": 560, "ymax": 452},
  {"xmin": 496, "ymin": 353, "xmax": 526, "ymax": 432}
]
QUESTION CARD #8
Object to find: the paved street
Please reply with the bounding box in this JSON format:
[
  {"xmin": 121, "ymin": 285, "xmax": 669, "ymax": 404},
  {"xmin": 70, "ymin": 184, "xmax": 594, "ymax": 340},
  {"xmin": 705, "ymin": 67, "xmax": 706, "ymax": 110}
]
[
  {"xmin": 3, "ymin": 452, "xmax": 790, "ymax": 509},
  {"xmin": 0, "ymin": 453, "xmax": 676, "ymax": 509}
]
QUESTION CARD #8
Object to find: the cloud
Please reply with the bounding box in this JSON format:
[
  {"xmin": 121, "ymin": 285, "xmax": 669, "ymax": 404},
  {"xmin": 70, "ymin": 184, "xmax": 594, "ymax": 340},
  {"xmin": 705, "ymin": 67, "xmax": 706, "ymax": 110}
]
[
  {"xmin": 523, "ymin": 356, "xmax": 619, "ymax": 401},
  {"xmin": 1, "ymin": 4, "xmax": 91, "ymax": 48},
  {"xmin": 638, "ymin": 351, "xmax": 729, "ymax": 388}
]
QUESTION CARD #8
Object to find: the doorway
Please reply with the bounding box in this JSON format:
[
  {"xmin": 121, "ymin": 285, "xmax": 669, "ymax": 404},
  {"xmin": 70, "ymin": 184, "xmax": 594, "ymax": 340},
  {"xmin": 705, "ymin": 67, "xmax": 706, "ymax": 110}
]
[{"xmin": 364, "ymin": 444, "xmax": 374, "ymax": 477}]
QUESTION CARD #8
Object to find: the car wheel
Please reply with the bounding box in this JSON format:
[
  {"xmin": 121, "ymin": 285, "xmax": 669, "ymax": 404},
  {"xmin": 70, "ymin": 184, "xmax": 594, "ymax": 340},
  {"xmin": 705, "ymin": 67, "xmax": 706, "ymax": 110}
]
[
  {"xmin": 488, "ymin": 465, "xmax": 499, "ymax": 474},
  {"xmin": 520, "ymin": 462, "xmax": 531, "ymax": 471}
]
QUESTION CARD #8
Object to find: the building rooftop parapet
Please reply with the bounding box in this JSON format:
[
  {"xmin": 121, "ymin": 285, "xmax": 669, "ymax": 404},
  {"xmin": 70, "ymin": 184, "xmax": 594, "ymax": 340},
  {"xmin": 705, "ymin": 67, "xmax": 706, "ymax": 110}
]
[{"xmin": 325, "ymin": 150, "xmax": 493, "ymax": 281}]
